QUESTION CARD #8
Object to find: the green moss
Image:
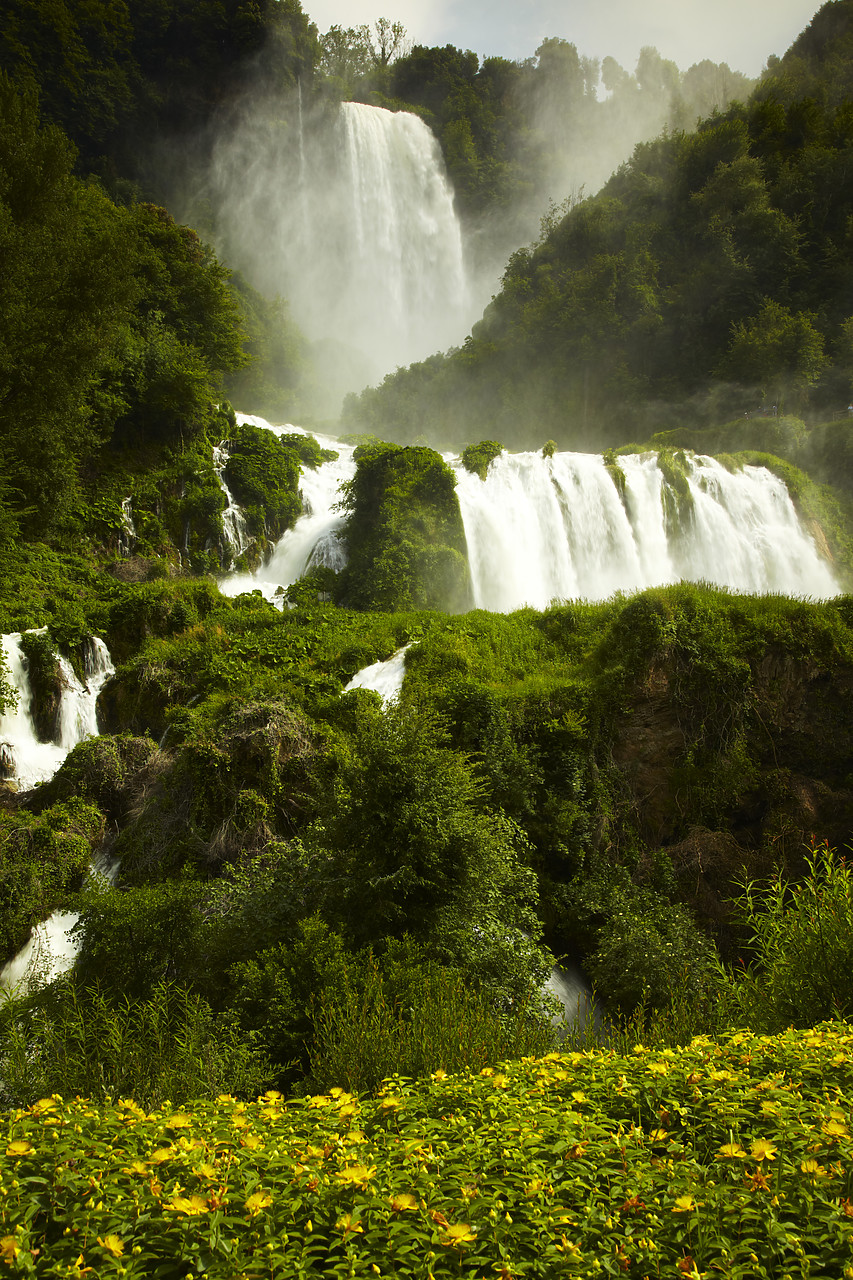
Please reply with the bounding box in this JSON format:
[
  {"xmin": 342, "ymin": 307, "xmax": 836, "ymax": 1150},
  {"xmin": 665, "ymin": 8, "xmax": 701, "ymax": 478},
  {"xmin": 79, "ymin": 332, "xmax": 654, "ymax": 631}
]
[
  {"xmin": 461, "ymin": 439, "xmax": 503, "ymax": 480},
  {"xmin": 337, "ymin": 443, "xmax": 472, "ymax": 613}
]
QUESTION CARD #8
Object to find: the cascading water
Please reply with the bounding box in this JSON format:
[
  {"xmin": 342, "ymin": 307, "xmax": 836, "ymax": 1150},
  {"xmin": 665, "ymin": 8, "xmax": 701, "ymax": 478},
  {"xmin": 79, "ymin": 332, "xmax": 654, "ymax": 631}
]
[
  {"xmin": 334, "ymin": 102, "xmax": 468, "ymax": 372},
  {"xmin": 0, "ymin": 633, "xmax": 115, "ymax": 992},
  {"xmin": 453, "ymin": 449, "xmax": 840, "ymax": 612},
  {"xmin": 218, "ymin": 421, "xmax": 840, "ymax": 611},
  {"xmin": 219, "ymin": 416, "xmax": 357, "ymax": 602},
  {"xmin": 209, "ymin": 101, "xmax": 470, "ymax": 409},
  {"xmin": 213, "ymin": 442, "xmax": 250, "ymax": 567},
  {"xmin": 344, "ymin": 646, "xmax": 410, "ymax": 704}
]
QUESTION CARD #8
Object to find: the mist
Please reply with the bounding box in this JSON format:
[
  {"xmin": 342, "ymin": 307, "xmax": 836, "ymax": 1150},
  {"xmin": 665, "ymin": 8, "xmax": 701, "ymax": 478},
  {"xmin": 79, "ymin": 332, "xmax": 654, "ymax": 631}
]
[{"xmin": 172, "ymin": 22, "xmax": 756, "ymax": 422}]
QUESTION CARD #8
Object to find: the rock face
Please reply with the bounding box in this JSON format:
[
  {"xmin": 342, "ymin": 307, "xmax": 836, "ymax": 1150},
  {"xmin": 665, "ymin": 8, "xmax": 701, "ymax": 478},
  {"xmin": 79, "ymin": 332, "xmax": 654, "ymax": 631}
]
[{"xmin": 610, "ymin": 644, "xmax": 853, "ymax": 948}]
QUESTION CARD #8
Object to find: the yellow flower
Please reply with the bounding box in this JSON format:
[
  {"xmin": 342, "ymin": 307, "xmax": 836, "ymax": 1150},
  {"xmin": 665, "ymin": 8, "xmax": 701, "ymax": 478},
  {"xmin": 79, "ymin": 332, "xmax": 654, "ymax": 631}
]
[
  {"xmin": 378, "ymin": 1096, "xmax": 402, "ymax": 1110},
  {"xmin": 571, "ymin": 1091, "xmax": 587, "ymax": 1103},
  {"xmin": 165, "ymin": 1113, "xmax": 192, "ymax": 1129},
  {"xmin": 0, "ymin": 1238, "xmax": 20, "ymax": 1262},
  {"xmin": 241, "ymin": 1134, "xmax": 262, "ymax": 1150},
  {"xmin": 150, "ymin": 1147, "xmax": 173, "ymax": 1164},
  {"xmin": 750, "ymin": 1139, "xmax": 778, "ymax": 1162},
  {"xmin": 164, "ymin": 1195, "xmax": 208, "ymax": 1215},
  {"xmin": 672, "ymin": 1195, "xmax": 697, "ymax": 1213},
  {"xmin": 123, "ymin": 1161, "xmax": 149, "ymax": 1178},
  {"xmin": 336, "ymin": 1165, "xmax": 376, "ymax": 1187},
  {"xmin": 245, "ymin": 1191, "xmax": 273, "ymax": 1215},
  {"xmin": 97, "ymin": 1235, "xmax": 124, "ymax": 1258},
  {"xmin": 442, "ymin": 1223, "xmax": 476, "ymax": 1247},
  {"xmin": 823, "ymin": 1120, "xmax": 850, "ymax": 1140},
  {"xmin": 800, "ymin": 1159, "xmax": 828, "ymax": 1177},
  {"xmin": 5, "ymin": 1141, "xmax": 32, "ymax": 1158},
  {"xmin": 31, "ymin": 1099, "xmax": 58, "ymax": 1115},
  {"xmin": 647, "ymin": 1062, "xmax": 669, "ymax": 1075},
  {"xmin": 308, "ymin": 1095, "xmax": 331, "ymax": 1108},
  {"xmin": 492, "ymin": 1074, "xmax": 508, "ymax": 1088},
  {"xmin": 337, "ymin": 1213, "xmax": 363, "ymax": 1235},
  {"xmin": 262, "ymin": 1090, "xmax": 283, "ymax": 1102},
  {"xmin": 648, "ymin": 1129, "xmax": 669, "ymax": 1143},
  {"xmin": 197, "ymin": 1162, "xmax": 218, "ymax": 1179},
  {"xmin": 390, "ymin": 1193, "xmax": 419, "ymax": 1212},
  {"xmin": 717, "ymin": 1143, "xmax": 747, "ymax": 1159}
]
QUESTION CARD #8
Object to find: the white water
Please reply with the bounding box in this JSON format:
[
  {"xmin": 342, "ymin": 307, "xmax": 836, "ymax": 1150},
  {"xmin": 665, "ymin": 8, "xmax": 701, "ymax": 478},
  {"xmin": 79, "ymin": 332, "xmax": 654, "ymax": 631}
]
[
  {"xmin": 219, "ymin": 416, "xmax": 357, "ymax": 602},
  {"xmin": 0, "ymin": 634, "xmax": 115, "ymax": 993},
  {"xmin": 334, "ymin": 102, "xmax": 468, "ymax": 373},
  {"xmin": 210, "ymin": 101, "xmax": 470, "ymax": 408},
  {"xmin": 0, "ymin": 634, "xmax": 114, "ymax": 790},
  {"xmin": 454, "ymin": 450, "xmax": 840, "ymax": 611},
  {"xmin": 221, "ymin": 421, "xmax": 839, "ymax": 611},
  {"xmin": 344, "ymin": 646, "xmax": 410, "ymax": 704},
  {"xmin": 213, "ymin": 442, "xmax": 250, "ymax": 566}
]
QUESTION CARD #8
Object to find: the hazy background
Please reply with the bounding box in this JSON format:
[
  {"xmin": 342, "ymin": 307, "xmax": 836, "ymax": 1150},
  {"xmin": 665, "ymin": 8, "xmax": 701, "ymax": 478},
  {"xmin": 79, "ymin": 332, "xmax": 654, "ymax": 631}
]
[{"xmin": 304, "ymin": 0, "xmax": 820, "ymax": 78}]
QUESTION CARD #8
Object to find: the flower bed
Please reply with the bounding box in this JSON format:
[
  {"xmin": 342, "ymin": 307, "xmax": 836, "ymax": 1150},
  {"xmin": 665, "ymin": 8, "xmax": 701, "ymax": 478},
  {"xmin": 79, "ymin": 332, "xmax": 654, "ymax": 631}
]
[{"xmin": 1, "ymin": 1025, "xmax": 852, "ymax": 1277}]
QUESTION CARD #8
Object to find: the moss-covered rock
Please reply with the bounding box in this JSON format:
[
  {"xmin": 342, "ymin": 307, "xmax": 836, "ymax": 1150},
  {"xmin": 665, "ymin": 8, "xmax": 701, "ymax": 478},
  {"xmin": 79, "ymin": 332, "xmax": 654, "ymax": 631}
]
[{"xmin": 337, "ymin": 443, "xmax": 472, "ymax": 613}]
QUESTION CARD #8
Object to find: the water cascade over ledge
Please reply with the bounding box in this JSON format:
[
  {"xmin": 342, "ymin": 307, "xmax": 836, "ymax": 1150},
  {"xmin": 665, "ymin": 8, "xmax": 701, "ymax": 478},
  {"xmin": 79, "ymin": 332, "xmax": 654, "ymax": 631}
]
[
  {"xmin": 455, "ymin": 449, "xmax": 839, "ymax": 611},
  {"xmin": 0, "ymin": 633, "xmax": 115, "ymax": 992},
  {"xmin": 219, "ymin": 419, "xmax": 840, "ymax": 610}
]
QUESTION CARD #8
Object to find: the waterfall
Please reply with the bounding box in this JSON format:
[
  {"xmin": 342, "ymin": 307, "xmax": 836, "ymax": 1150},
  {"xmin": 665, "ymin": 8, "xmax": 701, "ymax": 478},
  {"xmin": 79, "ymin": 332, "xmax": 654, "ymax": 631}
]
[
  {"xmin": 0, "ymin": 634, "xmax": 113, "ymax": 790},
  {"xmin": 118, "ymin": 497, "xmax": 136, "ymax": 557},
  {"xmin": 452, "ymin": 450, "xmax": 840, "ymax": 611},
  {"xmin": 209, "ymin": 102, "xmax": 470, "ymax": 407},
  {"xmin": 333, "ymin": 102, "xmax": 468, "ymax": 371},
  {"xmin": 219, "ymin": 416, "xmax": 357, "ymax": 603},
  {"xmin": 219, "ymin": 426, "xmax": 840, "ymax": 610},
  {"xmin": 212, "ymin": 442, "xmax": 250, "ymax": 566},
  {"xmin": 344, "ymin": 646, "xmax": 410, "ymax": 704},
  {"xmin": 0, "ymin": 633, "xmax": 115, "ymax": 993}
]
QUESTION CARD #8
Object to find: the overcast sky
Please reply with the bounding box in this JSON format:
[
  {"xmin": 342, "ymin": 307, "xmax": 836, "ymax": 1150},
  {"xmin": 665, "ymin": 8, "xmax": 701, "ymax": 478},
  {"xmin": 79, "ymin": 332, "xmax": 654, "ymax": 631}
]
[{"xmin": 304, "ymin": 0, "xmax": 822, "ymax": 78}]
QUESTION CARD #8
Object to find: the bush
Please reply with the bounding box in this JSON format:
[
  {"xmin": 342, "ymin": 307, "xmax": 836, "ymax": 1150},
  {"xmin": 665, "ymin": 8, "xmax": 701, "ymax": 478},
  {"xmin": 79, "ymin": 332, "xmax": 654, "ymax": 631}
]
[
  {"xmin": 0, "ymin": 978, "xmax": 271, "ymax": 1108},
  {"xmin": 724, "ymin": 842, "xmax": 853, "ymax": 1031},
  {"xmin": 308, "ymin": 945, "xmax": 556, "ymax": 1094},
  {"xmin": 461, "ymin": 439, "xmax": 503, "ymax": 479}
]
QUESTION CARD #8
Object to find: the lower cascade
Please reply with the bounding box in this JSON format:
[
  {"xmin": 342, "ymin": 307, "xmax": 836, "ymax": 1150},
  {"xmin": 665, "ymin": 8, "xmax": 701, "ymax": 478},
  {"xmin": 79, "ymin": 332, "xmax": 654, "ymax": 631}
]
[
  {"xmin": 220, "ymin": 417, "xmax": 839, "ymax": 609},
  {"xmin": 0, "ymin": 633, "xmax": 115, "ymax": 992}
]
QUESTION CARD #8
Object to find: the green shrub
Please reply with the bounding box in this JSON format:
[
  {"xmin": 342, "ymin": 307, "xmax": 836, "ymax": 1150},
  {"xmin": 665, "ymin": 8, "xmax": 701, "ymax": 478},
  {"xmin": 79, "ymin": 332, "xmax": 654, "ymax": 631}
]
[
  {"xmin": 724, "ymin": 842, "xmax": 853, "ymax": 1031},
  {"xmin": 0, "ymin": 978, "xmax": 271, "ymax": 1109},
  {"xmin": 461, "ymin": 439, "xmax": 503, "ymax": 479},
  {"xmin": 308, "ymin": 947, "xmax": 555, "ymax": 1094}
]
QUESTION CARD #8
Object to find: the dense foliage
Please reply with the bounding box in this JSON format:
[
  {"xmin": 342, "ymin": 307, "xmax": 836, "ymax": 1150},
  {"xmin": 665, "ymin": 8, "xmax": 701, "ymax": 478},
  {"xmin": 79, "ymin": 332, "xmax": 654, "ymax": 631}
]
[{"xmin": 336, "ymin": 443, "xmax": 471, "ymax": 612}]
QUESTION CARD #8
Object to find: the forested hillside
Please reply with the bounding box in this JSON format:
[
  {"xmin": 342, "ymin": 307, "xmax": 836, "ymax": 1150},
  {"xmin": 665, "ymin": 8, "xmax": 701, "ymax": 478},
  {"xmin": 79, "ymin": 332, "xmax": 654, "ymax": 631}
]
[{"xmin": 347, "ymin": 0, "xmax": 853, "ymax": 453}]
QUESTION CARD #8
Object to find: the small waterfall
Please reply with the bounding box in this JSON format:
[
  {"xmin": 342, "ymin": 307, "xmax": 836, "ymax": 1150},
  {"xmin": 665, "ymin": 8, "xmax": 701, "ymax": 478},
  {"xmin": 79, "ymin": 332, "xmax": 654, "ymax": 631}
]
[
  {"xmin": 344, "ymin": 646, "xmax": 410, "ymax": 704},
  {"xmin": 451, "ymin": 449, "xmax": 840, "ymax": 611},
  {"xmin": 0, "ymin": 633, "xmax": 115, "ymax": 993},
  {"xmin": 118, "ymin": 497, "xmax": 136, "ymax": 557},
  {"xmin": 212, "ymin": 442, "xmax": 250, "ymax": 566},
  {"xmin": 219, "ymin": 415, "xmax": 356, "ymax": 603}
]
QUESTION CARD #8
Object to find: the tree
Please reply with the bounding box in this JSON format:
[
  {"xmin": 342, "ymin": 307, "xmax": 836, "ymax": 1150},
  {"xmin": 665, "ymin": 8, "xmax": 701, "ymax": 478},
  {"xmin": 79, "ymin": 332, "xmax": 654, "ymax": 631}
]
[{"xmin": 717, "ymin": 299, "xmax": 829, "ymax": 408}]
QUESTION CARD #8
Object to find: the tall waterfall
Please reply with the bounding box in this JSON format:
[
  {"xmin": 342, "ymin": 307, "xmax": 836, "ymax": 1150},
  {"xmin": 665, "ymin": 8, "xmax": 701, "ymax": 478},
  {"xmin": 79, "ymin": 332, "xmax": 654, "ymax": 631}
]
[
  {"xmin": 0, "ymin": 633, "xmax": 114, "ymax": 992},
  {"xmin": 334, "ymin": 103, "xmax": 467, "ymax": 371},
  {"xmin": 209, "ymin": 102, "xmax": 469, "ymax": 406}
]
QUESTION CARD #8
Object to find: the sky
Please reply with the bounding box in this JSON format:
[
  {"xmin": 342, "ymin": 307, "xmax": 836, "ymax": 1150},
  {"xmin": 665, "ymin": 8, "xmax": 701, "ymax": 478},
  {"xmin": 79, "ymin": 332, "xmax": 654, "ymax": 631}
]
[{"xmin": 304, "ymin": 0, "xmax": 823, "ymax": 78}]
